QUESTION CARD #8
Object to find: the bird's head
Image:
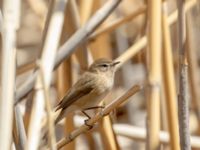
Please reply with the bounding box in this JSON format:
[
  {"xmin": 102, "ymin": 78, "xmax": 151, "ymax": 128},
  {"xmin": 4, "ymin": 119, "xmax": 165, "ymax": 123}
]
[{"xmin": 89, "ymin": 58, "xmax": 120, "ymax": 75}]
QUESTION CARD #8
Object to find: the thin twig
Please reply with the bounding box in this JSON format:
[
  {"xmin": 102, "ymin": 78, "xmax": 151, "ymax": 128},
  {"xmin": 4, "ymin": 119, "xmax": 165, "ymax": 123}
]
[{"xmin": 56, "ymin": 85, "xmax": 142, "ymax": 149}]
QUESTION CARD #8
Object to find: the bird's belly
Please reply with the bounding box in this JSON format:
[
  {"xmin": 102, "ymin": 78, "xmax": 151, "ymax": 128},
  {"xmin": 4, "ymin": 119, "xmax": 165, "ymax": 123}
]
[{"xmin": 74, "ymin": 91, "xmax": 108, "ymax": 110}]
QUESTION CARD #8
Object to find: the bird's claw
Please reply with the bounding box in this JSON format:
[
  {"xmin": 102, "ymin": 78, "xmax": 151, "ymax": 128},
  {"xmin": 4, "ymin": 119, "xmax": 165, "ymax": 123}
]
[{"xmin": 84, "ymin": 119, "xmax": 93, "ymax": 129}]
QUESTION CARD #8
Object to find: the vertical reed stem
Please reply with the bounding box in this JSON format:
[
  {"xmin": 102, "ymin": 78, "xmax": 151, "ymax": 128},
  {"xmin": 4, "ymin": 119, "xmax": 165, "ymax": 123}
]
[
  {"xmin": 162, "ymin": 2, "xmax": 180, "ymax": 149},
  {"xmin": 177, "ymin": 0, "xmax": 191, "ymax": 149},
  {"xmin": 146, "ymin": 0, "xmax": 162, "ymax": 149}
]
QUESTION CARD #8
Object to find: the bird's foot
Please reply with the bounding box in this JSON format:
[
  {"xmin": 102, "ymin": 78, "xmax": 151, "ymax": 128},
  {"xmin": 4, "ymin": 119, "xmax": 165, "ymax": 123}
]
[{"xmin": 84, "ymin": 119, "xmax": 93, "ymax": 129}]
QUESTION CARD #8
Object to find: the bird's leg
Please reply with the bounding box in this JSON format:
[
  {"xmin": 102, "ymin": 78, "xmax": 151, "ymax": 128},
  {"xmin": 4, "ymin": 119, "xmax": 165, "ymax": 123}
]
[
  {"xmin": 82, "ymin": 106, "xmax": 105, "ymax": 129},
  {"xmin": 81, "ymin": 110, "xmax": 91, "ymax": 119},
  {"xmin": 81, "ymin": 110, "xmax": 93, "ymax": 129}
]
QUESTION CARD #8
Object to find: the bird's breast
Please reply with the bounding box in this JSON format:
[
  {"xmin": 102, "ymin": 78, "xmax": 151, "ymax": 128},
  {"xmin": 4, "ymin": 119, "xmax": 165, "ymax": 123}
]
[
  {"xmin": 95, "ymin": 74, "xmax": 114, "ymax": 94},
  {"xmin": 74, "ymin": 74, "xmax": 114, "ymax": 109}
]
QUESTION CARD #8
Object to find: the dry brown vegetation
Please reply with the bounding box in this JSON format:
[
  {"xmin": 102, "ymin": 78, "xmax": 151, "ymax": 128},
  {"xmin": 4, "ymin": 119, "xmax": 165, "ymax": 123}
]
[{"xmin": 0, "ymin": 0, "xmax": 200, "ymax": 150}]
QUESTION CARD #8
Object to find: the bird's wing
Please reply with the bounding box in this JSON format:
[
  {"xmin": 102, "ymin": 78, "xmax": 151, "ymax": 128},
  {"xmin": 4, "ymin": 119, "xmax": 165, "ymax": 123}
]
[{"xmin": 55, "ymin": 73, "xmax": 96, "ymax": 111}]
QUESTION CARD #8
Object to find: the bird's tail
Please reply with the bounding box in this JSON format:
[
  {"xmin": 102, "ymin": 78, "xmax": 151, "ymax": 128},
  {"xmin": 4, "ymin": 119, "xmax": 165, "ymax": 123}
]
[{"xmin": 54, "ymin": 110, "xmax": 64, "ymax": 125}]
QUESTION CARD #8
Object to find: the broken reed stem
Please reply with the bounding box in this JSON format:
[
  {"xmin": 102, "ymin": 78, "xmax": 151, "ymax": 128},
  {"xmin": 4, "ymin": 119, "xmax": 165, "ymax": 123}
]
[
  {"xmin": 177, "ymin": 0, "xmax": 191, "ymax": 149},
  {"xmin": 14, "ymin": 0, "xmax": 196, "ymax": 105},
  {"xmin": 146, "ymin": 0, "xmax": 162, "ymax": 149},
  {"xmin": 56, "ymin": 85, "xmax": 142, "ymax": 149},
  {"xmin": 90, "ymin": 5, "xmax": 146, "ymax": 40},
  {"xmin": 162, "ymin": 2, "xmax": 180, "ymax": 149},
  {"xmin": 15, "ymin": 0, "xmax": 122, "ymax": 104}
]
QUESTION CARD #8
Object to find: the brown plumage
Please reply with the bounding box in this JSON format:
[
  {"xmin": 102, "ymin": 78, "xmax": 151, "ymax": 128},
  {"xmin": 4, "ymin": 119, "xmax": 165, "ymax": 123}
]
[{"xmin": 54, "ymin": 58, "xmax": 120, "ymax": 124}]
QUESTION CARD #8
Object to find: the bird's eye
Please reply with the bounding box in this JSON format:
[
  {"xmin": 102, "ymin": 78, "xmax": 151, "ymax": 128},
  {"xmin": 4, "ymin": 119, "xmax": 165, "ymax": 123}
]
[
  {"xmin": 102, "ymin": 64, "xmax": 108, "ymax": 67},
  {"xmin": 98, "ymin": 64, "xmax": 109, "ymax": 72}
]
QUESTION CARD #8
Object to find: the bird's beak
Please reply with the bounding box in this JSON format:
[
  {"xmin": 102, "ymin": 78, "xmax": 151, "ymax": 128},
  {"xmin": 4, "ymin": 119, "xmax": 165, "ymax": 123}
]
[{"xmin": 112, "ymin": 61, "xmax": 120, "ymax": 66}]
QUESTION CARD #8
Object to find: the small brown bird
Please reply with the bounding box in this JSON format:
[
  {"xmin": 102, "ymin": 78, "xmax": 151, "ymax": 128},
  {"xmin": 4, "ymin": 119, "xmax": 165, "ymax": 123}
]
[{"xmin": 55, "ymin": 58, "xmax": 120, "ymax": 124}]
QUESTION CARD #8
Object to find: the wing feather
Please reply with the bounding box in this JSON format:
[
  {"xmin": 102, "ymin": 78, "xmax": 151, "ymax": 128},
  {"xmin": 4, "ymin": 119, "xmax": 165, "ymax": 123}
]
[{"xmin": 55, "ymin": 73, "xmax": 96, "ymax": 111}]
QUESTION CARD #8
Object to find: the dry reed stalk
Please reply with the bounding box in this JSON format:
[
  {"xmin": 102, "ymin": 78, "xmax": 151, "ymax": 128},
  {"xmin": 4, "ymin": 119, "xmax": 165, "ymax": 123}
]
[
  {"xmin": 0, "ymin": 0, "xmax": 19, "ymax": 149},
  {"xmin": 146, "ymin": 0, "xmax": 162, "ymax": 149},
  {"xmin": 15, "ymin": 0, "xmax": 122, "ymax": 103},
  {"xmin": 73, "ymin": 116, "xmax": 200, "ymax": 148},
  {"xmin": 38, "ymin": 0, "xmax": 55, "ymax": 54},
  {"xmin": 79, "ymin": 0, "xmax": 94, "ymax": 24},
  {"xmin": 16, "ymin": 61, "xmax": 36, "ymax": 75},
  {"xmin": 25, "ymin": 67, "xmax": 45, "ymax": 150},
  {"xmin": 0, "ymin": 10, "xmax": 2, "ymax": 32},
  {"xmin": 90, "ymin": 0, "xmax": 196, "ymax": 43},
  {"xmin": 177, "ymin": 0, "xmax": 191, "ymax": 149},
  {"xmin": 69, "ymin": 0, "xmax": 92, "ymax": 69},
  {"xmin": 15, "ymin": 0, "xmax": 55, "ymax": 104},
  {"xmin": 162, "ymin": 2, "xmax": 180, "ymax": 149},
  {"xmin": 15, "ymin": 0, "xmax": 197, "ymax": 105},
  {"xmin": 56, "ymin": 59, "xmax": 75, "ymax": 150},
  {"xmin": 27, "ymin": 0, "xmax": 47, "ymax": 17},
  {"xmin": 88, "ymin": 0, "xmax": 112, "ymax": 60},
  {"xmin": 186, "ymin": 14, "xmax": 200, "ymax": 132},
  {"xmin": 98, "ymin": 115, "xmax": 120, "ymax": 150},
  {"xmin": 13, "ymin": 105, "xmax": 27, "ymax": 150},
  {"xmin": 90, "ymin": 5, "xmax": 146, "ymax": 40},
  {"xmin": 26, "ymin": 0, "xmax": 68, "ymax": 149},
  {"xmin": 113, "ymin": 124, "xmax": 200, "ymax": 148},
  {"xmin": 56, "ymin": 85, "xmax": 142, "ymax": 149},
  {"xmin": 115, "ymin": 36, "xmax": 147, "ymax": 69},
  {"xmin": 39, "ymin": 64, "xmax": 56, "ymax": 150},
  {"xmin": 113, "ymin": 0, "xmax": 197, "ymax": 70},
  {"xmin": 167, "ymin": 0, "xmax": 197, "ymax": 25},
  {"xmin": 23, "ymin": 92, "xmax": 34, "ymax": 132}
]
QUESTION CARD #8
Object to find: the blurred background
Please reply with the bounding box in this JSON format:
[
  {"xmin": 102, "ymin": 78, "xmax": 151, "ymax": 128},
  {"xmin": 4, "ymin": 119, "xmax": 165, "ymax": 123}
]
[{"xmin": 0, "ymin": 0, "xmax": 200, "ymax": 149}]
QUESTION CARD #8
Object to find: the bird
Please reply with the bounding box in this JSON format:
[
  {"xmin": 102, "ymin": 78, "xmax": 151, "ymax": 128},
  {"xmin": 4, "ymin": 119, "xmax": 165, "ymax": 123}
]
[{"xmin": 54, "ymin": 58, "xmax": 120, "ymax": 125}]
